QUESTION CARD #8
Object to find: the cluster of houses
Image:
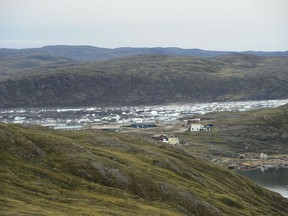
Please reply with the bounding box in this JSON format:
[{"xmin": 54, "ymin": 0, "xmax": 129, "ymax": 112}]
[
  {"xmin": 52, "ymin": 118, "xmax": 213, "ymax": 133},
  {"xmin": 183, "ymin": 118, "xmax": 214, "ymax": 132}
]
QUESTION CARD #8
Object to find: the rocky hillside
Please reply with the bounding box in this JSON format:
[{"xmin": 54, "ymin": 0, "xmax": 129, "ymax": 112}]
[
  {"xmin": 0, "ymin": 53, "xmax": 288, "ymax": 108},
  {"xmin": 1, "ymin": 123, "xmax": 288, "ymax": 215}
]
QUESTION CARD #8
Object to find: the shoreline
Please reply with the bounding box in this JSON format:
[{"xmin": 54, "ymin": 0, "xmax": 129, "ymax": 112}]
[{"xmin": 214, "ymin": 154, "xmax": 288, "ymax": 170}]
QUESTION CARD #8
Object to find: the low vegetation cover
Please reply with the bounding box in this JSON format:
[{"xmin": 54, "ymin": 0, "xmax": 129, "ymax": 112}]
[
  {"xmin": 1, "ymin": 122, "xmax": 288, "ymax": 215},
  {"xmin": 181, "ymin": 103, "xmax": 288, "ymax": 158},
  {"xmin": 0, "ymin": 51, "xmax": 288, "ymax": 108}
]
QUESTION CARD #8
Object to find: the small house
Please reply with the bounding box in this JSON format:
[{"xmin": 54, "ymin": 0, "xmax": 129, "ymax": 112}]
[
  {"xmin": 188, "ymin": 118, "xmax": 201, "ymax": 124},
  {"xmin": 168, "ymin": 137, "xmax": 180, "ymax": 145},
  {"xmin": 152, "ymin": 134, "xmax": 168, "ymax": 142},
  {"xmin": 152, "ymin": 134, "xmax": 179, "ymax": 145},
  {"xmin": 199, "ymin": 125, "xmax": 210, "ymax": 131},
  {"xmin": 189, "ymin": 123, "xmax": 202, "ymax": 131},
  {"xmin": 207, "ymin": 123, "xmax": 214, "ymax": 128}
]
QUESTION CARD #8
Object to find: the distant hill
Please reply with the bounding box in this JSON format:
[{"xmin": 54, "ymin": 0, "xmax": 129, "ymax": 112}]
[
  {"xmin": 1, "ymin": 45, "xmax": 288, "ymax": 62},
  {"xmin": 1, "ymin": 123, "xmax": 288, "ymax": 215},
  {"xmin": 0, "ymin": 53, "xmax": 287, "ymax": 108}
]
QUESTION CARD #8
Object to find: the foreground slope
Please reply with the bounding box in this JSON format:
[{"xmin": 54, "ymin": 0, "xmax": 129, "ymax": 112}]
[
  {"xmin": 1, "ymin": 123, "xmax": 288, "ymax": 215},
  {"xmin": 0, "ymin": 54, "xmax": 288, "ymax": 107}
]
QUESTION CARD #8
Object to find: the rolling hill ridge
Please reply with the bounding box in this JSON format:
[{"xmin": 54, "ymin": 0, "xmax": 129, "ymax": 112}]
[
  {"xmin": 0, "ymin": 53, "xmax": 288, "ymax": 108},
  {"xmin": 1, "ymin": 45, "xmax": 288, "ymax": 62}
]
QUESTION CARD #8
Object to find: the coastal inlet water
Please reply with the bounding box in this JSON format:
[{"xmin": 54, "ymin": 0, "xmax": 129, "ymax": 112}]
[{"xmin": 237, "ymin": 167, "xmax": 288, "ymax": 198}]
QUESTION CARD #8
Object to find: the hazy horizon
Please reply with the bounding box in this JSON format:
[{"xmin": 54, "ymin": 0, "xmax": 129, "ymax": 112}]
[
  {"xmin": 1, "ymin": 0, "xmax": 288, "ymax": 51},
  {"xmin": 1, "ymin": 44, "xmax": 288, "ymax": 52}
]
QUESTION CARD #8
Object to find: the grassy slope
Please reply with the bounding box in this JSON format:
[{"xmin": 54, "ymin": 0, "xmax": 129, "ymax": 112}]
[
  {"xmin": 180, "ymin": 104, "xmax": 288, "ymax": 157},
  {"xmin": 1, "ymin": 123, "xmax": 288, "ymax": 215},
  {"xmin": 0, "ymin": 54, "xmax": 288, "ymax": 107}
]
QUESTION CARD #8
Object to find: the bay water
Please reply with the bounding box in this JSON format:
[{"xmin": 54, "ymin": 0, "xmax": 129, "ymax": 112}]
[{"xmin": 238, "ymin": 167, "xmax": 288, "ymax": 198}]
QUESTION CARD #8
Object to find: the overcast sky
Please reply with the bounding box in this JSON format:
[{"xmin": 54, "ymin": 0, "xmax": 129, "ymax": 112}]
[{"xmin": 0, "ymin": 0, "xmax": 287, "ymax": 51}]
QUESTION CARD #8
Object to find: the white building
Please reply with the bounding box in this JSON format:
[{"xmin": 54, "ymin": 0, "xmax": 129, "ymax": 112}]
[{"xmin": 189, "ymin": 123, "xmax": 202, "ymax": 131}]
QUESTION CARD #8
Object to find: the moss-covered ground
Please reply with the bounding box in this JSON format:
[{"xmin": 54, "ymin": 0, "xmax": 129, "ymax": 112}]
[{"xmin": 1, "ymin": 120, "xmax": 288, "ymax": 215}]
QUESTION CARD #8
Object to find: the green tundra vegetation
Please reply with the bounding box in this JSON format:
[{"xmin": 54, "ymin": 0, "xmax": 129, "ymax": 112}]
[
  {"xmin": 179, "ymin": 103, "xmax": 288, "ymax": 158},
  {"xmin": 1, "ymin": 120, "xmax": 288, "ymax": 215}
]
